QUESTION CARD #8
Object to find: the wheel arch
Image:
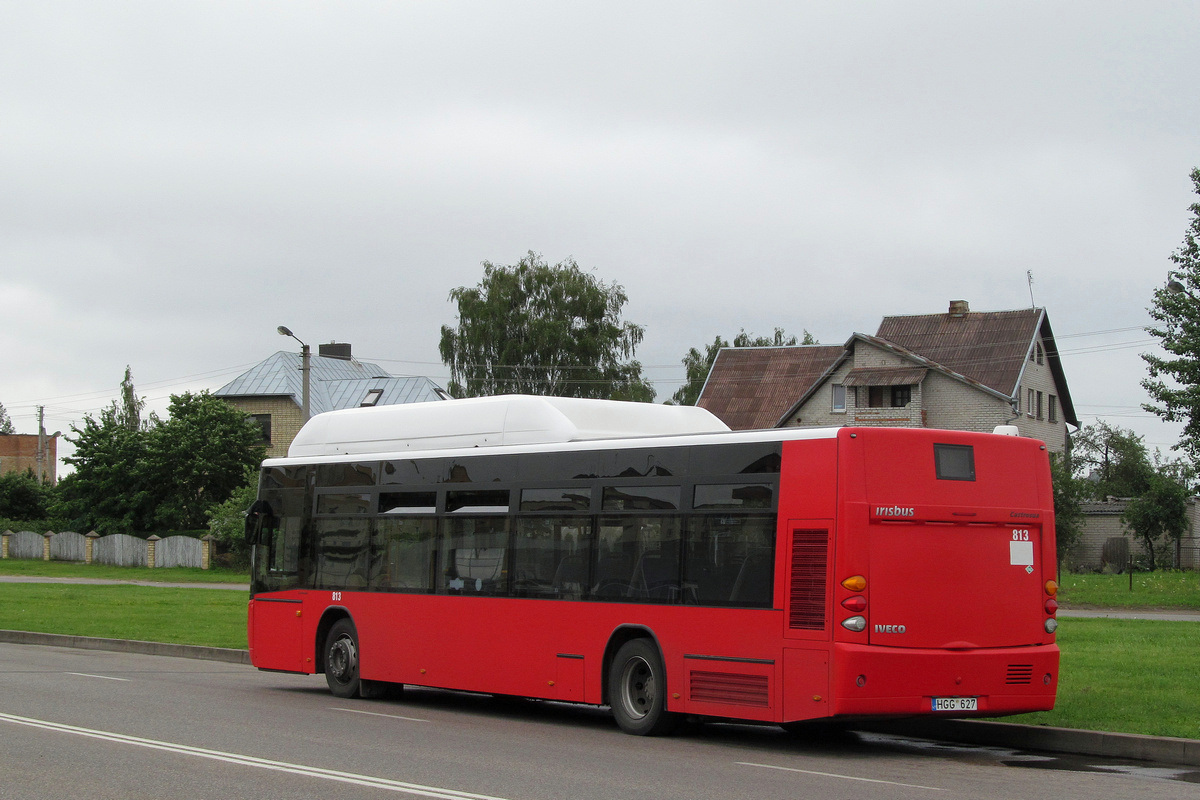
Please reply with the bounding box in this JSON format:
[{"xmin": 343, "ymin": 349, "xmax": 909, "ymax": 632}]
[
  {"xmin": 601, "ymin": 624, "xmax": 661, "ymax": 706},
  {"xmin": 314, "ymin": 606, "xmax": 353, "ymax": 674}
]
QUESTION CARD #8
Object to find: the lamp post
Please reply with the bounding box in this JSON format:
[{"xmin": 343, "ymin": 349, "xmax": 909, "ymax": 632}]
[{"xmin": 277, "ymin": 326, "xmax": 311, "ymax": 422}]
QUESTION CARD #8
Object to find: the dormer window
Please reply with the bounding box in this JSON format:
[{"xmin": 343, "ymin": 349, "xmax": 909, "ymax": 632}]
[{"xmin": 361, "ymin": 389, "xmax": 384, "ymax": 407}]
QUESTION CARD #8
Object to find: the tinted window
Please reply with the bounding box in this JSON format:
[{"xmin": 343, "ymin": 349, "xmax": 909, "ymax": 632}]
[
  {"xmin": 693, "ymin": 483, "xmax": 775, "ymax": 510},
  {"xmin": 935, "ymin": 443, "xmax": 976, "ymax": 481},
  {"xmin": 598, "ymin": 448, "xmax": 688, "ymax": 478},
  {"xmin": 316, "ymin": 462, "xmax": 378, "ymax": 487},
  {"xmin": 689, "ymin": 444, "xmax": 781, "ymax": 476},
  {"xmin": 511, "ymin": 517, "xmax": 593, "ymax": 599},
  {"xmin": 369, "ymin": 517, "xmax": 436, "ymax": 592},
  {"xmin": 380, "ymin": 492, "xmax": 438, "ymax": 514},
  {"xmin": 312, "ymin": 519, "xmax": 371, "ymax": 589},
  {"xmin": 443, "ymin": 456, "xmax": 513, "ymax": 484},
  {"xmin": 520, "ymin": 487, "xmax": 592, "ymax": 512},
  {"xmin": 594, "ymin": 516, "xmax": 682, "ymax": 603},
  {"xmin": 316, "ymin": 493, "xmax": 374, "ymax": 515},
  {"xmin": 602, "ymin": 486, "xmax": 680, "ymax": 511},
  {"xmin": 381, "ymin": 459, "xmax": 445, "ymax": 486},
  {"xmin": 684, "ymin": 515, "xmax": 774, "ymax": 607},
  {"xmin": 446, "ymin": 490, "xmax": 511, "ymax": 513},
  {"xmin": 518, "ymin": 451, "xmax": 599, "ymax": 481},
  {"xmin": 440, "ymin": 516, "xmax": 509, "ymax": 595}
]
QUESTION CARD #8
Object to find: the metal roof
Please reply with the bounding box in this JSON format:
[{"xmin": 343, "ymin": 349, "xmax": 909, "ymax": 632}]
[{"xmin": 215, "ymin": 351, "xmax": 447, "ymax": 414}]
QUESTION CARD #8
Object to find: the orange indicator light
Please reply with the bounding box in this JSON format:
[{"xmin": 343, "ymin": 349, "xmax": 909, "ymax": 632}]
[
  {"xmin": 1045, "ymin": 579, "xmax": 1058, "ymax": 597},
  {"xmin": 841, "ymin": 575, "xmax": 867, "ymax": 592}
]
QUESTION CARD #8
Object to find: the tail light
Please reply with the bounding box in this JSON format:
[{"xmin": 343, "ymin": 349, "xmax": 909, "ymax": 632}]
[{"xmin": 1045, "ymin": 598, "xmax": 1058, "ymax": 615}]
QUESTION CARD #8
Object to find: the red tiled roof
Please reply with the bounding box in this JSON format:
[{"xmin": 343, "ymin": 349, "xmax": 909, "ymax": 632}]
[{"xmin": 696, "ymin": 345, "xmax": 844, "ymax": 430}]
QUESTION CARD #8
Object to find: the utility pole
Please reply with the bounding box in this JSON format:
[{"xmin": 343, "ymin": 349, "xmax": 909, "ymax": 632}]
[{"xmin": 36, "ymin": 405, "xmax": 45, "ymax": 484}]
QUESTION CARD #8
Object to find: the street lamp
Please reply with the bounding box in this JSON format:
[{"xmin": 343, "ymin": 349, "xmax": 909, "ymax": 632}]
[{"xmin": 277, "ymin": 326, "xmax": 311, "ymax": 422}]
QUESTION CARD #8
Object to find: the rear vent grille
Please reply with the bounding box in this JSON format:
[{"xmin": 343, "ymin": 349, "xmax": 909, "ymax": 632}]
[
  {"xmin": 789, "ymin": 529, "xmax": 829, "ymax": 630},
  {"xmin": 689, "ymin": 670, "xmax": 770, "ymax": 707},
  {"xmin": 1006, "ymin": 664, "xmax": 1034, "ymax": 685}
]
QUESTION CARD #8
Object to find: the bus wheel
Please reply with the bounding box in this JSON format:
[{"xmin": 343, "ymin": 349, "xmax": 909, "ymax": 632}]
[
  {"xmin": 325, "ymin": 619, "xmax": 362, "ymax": 698},
  {"xmin": 609, "ymin": 639, "xmax": 678, "ymax": 736}
]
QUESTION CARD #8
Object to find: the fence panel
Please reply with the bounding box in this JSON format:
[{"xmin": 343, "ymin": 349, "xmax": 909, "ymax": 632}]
[
  {"xmin": 92, "ymin": 534, "xmax": 148, "ymax": 567},
  {"xmin": 9, "ymin": 531, "xmax": 45, "ymax": 560},
  {"xmin": 50, "ymin": 531, "xmax": 87, "ymax": 562},
  {"xmin": 156, "ymin": 535, "xmax": 202, "ymax": 568}
]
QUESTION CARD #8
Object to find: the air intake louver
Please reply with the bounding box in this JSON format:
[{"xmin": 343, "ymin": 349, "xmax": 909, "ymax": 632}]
[
  {"xmin": 789, "ymin": 529, "xmax": 828, "ymax": 630},
  {"xmin": 1006, "ymin": 664, "xmax": 1034, "ymax": 685},
  {"xmin": 689, "ymin": 671, "xmax": 770, "ymax": 707}
]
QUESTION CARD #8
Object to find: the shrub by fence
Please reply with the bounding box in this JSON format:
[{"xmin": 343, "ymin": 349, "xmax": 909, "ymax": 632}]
[{"xmin": 1, "ymin": 530, "xmax": 215, "ymax": 569}]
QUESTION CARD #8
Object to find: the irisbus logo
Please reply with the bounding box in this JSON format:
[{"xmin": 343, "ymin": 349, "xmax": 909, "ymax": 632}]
[{"xmin": 875, "ymin": 506, "xmax": 915, "ymax": 517}]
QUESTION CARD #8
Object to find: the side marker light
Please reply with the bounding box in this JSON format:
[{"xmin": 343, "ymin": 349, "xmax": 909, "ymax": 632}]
[
  {"xmin": 841, "ymin": 575, "xmax": 867, "ymax": 592},
  {"xmin": 1045, "ymin": 579, "xmax": 1058, "ymax": 597}
]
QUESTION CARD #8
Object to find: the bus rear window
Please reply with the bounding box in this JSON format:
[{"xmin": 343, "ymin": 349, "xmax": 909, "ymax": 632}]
[{"xmin": 934, "ymin": 444, "xmax": 975, "ymax": 481}]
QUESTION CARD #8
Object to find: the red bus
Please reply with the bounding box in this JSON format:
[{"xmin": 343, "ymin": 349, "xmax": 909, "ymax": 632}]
[{"xmin": 245, "ymin": 395, "xmax": 1058, "ymax": 735}]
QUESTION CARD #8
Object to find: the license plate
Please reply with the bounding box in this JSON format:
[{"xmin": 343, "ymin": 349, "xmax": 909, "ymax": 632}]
[{"xmin": 932, "ymin": 696, "xmax": 977, "ymax": 712}]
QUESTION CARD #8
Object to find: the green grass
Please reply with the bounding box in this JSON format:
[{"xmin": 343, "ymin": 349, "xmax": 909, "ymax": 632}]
[
  {"xmin": 0, "ymin": 558, "xmax": 247, "ymax": 584},
  {"xmin": 0, "ymin": 583, "xmax": 247, "ymax": 649},
  {"xmin": 1058, "ymin": 570, "xmax": 1200, "ymax": 610},
  {"xmin": 1007, "ymin": 618, "xmax": 1200, "ymax": 739}
]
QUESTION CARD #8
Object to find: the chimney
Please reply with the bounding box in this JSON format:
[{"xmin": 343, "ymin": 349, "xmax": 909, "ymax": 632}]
[
  {"xmin": 319, "ymin": 342, "xmax": 353, "ymax": 360},
  {"xmin": 948, "ymin": 300, "xmax": 970, "ymax": 317}
]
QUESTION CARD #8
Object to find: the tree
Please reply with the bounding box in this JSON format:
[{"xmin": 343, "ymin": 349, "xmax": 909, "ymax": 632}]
[
  {"xmin": 1121, "ymin": 461, "xmax": 1191, "ymax": 570},
  {"xmin": 0, "ymin": 469, "xmax": 54, "ymax": 521},
  {"xmin": 1048, "ymin": 452, "xmax": 1088, "ymax": 568},
  {"xmin": 109, "ymin": 365, "xmax": 144, "ymax": 432},
  {"xmin": 439, "ymin": 252, "xmax": 654, "ymax": 401},
  {"xmin": 0, "ymin": 401, "xmax": 14, "ymax": 434},
  {"xmin": 1143, "ymin": 167, "xmax": 1200, "ymax": 465},
  {"xmin": 1070, "ymin": 421, "xmax": 1153, "ymax": 499},
  {"xmin": 667, "ymin": 328, "xmax": 817, "ymax": 406},
  {"xmin": 61, "ymin": 379, "xmax": 265, "ymax": 534},
  {"xmin": 206, "ymin": 465, "xmax": 259, "ymax": 568},
  {"xmin": 147, "ymin": 392, "xmax": 267, "ymax": 531}
]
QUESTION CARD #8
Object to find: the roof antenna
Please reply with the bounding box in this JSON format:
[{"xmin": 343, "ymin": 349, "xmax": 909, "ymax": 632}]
[{"xmin": 1027, "ymin": 270, "xmax": 1036, "ymax": 308}]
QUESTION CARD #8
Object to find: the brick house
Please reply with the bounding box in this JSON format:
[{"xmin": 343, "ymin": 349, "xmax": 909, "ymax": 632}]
[
  {"xmin": 697, "ymin": 301, "xmax": 1078, "ymax": 454},
  {"xmin": 0, "ymin": 433, "xmax": 57, "ymax": 484},
  {"xmin": 215, "ymin": 343, "xmax": 449, "ymax": 458}
]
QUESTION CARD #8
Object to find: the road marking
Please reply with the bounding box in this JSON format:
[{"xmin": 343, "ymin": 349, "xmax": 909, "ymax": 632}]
[
  {"xmin": 66, "ymin": 673, "xmax": 131, "ymax": 682},
  {"xmin": 0, "ymin": 712, "xmax": 509, "ymax": 800},
  {"xmin": 331, "ymin": 706, "xmax": 429, "ymax": 723},
  {"xmin": 737, "ymin": 761, "xmax": 946, "ymax": 791}
]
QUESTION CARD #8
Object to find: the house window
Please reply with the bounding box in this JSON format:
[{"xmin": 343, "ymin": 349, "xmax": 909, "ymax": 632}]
[
  {"xmin": 361, "ymin": 389, "xmax": 384, "ymax": 407},
  {"xmin": 250, "ymin": 414, "xmax": 272, "ymax": 444},
  {"xmin": 1049, "ymin": 395, "xmax": 1058, "ymax": 424},
  {"xmin": 1036, "ymin": 391, "xmax": 1044, "ymax": 421},
  {"xmin": 868, "ymin": 385, "xmax": 911, "ymax": 408},
  {"xmin": 1027, "ymin": 389, "xmax": 1035, "ymax": 417},
  {"xmin": 1030, "ymin": 341, "xmax": 1044, "ymax": 365},
  {"xmin": 832, "ymin": 385, "xmax": 846, "ymax": 413}
]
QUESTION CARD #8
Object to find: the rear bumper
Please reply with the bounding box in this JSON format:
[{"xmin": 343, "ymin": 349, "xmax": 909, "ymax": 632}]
[{"xmin": 828, "ymin": 642, "xmax": 1059, "ymax": 717}]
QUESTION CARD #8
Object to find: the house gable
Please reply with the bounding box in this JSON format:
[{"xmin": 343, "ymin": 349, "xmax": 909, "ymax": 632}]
[{"xmin": 695, "ymin": 345, "xmax": 844, "ymax": 430}]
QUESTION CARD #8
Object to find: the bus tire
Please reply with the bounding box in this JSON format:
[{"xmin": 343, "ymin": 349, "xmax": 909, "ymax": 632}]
[
  {"xmin": 608, "ymin": 639, "xmax": 678, "ymax": 736},
  {"xmin": 324, "ymin": 618, "xmax": 363, "ymax": 698}
]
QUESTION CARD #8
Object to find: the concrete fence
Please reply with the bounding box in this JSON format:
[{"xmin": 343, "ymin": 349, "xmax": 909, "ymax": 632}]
[{"xmin": 1, "ymin": 530, "xmax": 216, "ymax": 569}]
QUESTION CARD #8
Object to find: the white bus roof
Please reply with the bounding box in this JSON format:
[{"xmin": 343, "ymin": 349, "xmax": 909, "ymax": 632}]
[{"xmin": 286, "ymin": 394, "xmax": 738, "ymax": 459}]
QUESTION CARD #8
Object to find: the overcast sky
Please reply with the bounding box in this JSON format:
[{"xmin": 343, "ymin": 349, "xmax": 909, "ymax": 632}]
[{"xmin": 3, "ymin": 2, "xmax": 1198, "ymax": 470}]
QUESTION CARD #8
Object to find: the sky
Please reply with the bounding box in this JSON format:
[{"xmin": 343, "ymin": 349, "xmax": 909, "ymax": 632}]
[{"xmin": 2, "ymin": 2, "xmax": 1198, "ymax": 473}]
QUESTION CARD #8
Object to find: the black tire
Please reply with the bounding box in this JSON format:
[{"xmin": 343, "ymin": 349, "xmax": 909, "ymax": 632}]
[
  {"xmin": 324, "ymin": 618, "xmax": 363, "ymax": 698},
  {"xmin": 608, "ymin": 639, "xmax": 678, "ymax": 736}
]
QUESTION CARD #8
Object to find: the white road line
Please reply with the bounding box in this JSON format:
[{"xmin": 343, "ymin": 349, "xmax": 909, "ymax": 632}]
[
  {"xmin": 66, "ymin": 673, "xmax": 131, "ymax": 682},
  {"xmin": 736, "ymin": 761, "xmax": 946, "ymax": 791},
  {"xmin": 331, "ymin": 706, "xmax": 429, "ymax": 723},
  {"xmin": 0, "ymin": 712, "xmax": 510, "ymax": 800}
]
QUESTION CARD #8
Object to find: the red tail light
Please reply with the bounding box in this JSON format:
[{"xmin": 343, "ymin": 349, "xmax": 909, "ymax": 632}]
[{"xmin": 841, "ymin": 595, "xmax": 867, "ymax": 613}]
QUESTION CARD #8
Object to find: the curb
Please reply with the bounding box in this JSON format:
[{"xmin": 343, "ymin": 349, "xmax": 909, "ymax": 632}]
[
  {"xmin": 0, "ymin": 630, "xmax": 250, "ymax": 665},
  {"xmin": 860, "ymin": 718, "xmax": 1200, "ymax": 768},
  {"xmin": 3, "ymin": 631, "xmax": 1198, "ymax": 767}
]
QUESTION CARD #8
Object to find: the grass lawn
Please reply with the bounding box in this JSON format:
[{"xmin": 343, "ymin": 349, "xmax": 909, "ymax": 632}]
[
  {"xmin": 1057, "ymin": 570, "xmax": 1200, "ymax": 610},
  {"xmin": 0, "ymin": 582, "xmax": 247, "ymax": 650},
  {"xmin": 0, "ymin": 558, "xmax": 247, "ymax": 584},
  {"xmin": 1008, "ymin": 617, "xmax": 1200, "ymax": 740}
]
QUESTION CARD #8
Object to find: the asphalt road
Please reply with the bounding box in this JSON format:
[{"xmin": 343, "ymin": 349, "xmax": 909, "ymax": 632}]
[{"xmin": 1, "ymin": 643, "xmax": 1197, "ymax": 799}]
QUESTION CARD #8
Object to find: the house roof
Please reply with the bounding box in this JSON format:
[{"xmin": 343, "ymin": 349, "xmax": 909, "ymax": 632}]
[
  {"xmin": 215, "ymin": 350, "xmax": 448, "ymax": 415},
  {"xmin": 695, "ymin": 345, "xmax": 844, "ymax": 430},
  {"xmin": 876, "ymin": 307, "xmax": 1077, "ymax": 425},
  {"xmin": 696, "ymin": 305, "xmax": 1079, "ymax": 430}
]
